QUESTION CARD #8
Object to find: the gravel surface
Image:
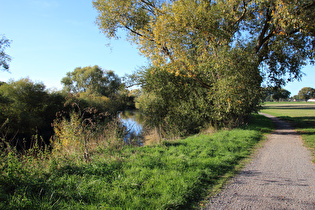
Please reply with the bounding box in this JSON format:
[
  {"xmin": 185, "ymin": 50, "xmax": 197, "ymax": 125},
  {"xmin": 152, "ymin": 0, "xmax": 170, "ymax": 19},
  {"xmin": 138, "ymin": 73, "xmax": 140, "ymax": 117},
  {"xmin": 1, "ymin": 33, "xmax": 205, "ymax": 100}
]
[{"xmin": 203, "ymin": 113, "xmax": 315, "ymax": 210}]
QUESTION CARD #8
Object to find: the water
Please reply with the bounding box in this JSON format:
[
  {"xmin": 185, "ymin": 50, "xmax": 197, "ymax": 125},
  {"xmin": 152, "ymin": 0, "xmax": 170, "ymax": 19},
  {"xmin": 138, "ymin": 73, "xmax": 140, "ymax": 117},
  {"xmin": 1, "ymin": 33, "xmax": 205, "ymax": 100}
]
[{"xmin": 119, "ymin": 110, "xmax": 144, "ymax": 142}]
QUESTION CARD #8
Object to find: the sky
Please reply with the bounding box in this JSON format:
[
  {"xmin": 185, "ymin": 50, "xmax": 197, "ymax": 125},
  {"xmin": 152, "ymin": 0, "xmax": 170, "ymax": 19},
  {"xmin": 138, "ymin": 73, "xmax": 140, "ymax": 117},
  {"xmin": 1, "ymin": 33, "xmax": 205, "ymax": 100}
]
[
  {"xmin": 0, "ymin": 0, "xmax": 148, "ymax": 90},
  {"xmin": 0, "ymin": 0, "xmax": 314, "ymax": 96}
]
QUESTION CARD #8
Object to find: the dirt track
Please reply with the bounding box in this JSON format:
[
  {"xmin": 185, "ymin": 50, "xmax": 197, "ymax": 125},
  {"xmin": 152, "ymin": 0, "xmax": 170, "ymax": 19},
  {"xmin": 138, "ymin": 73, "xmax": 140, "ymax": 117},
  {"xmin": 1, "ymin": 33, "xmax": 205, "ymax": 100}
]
[{"xmin": 203, "ymin": 113, "xmax": 315, "ymax": 209}]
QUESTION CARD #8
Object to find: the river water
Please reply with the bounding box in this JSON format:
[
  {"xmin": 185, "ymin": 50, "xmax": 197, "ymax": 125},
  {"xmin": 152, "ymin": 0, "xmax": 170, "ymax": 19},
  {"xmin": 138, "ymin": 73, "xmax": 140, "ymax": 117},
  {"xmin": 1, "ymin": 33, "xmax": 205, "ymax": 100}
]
[{"xmin": 119, "ymin": 110, "xmax": 144, "ymax": 142}]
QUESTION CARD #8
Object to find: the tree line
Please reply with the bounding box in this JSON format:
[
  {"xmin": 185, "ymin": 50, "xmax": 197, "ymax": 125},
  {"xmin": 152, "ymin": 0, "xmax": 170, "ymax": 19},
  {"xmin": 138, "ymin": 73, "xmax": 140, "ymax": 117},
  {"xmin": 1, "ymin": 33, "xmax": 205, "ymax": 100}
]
[
  {"xmin": 0, "ymin": 66, "xmax": 137, "ymax": 150},
  {"xmin": 263, "ymin": 87, "xmax": 315, "ymax": 102}
]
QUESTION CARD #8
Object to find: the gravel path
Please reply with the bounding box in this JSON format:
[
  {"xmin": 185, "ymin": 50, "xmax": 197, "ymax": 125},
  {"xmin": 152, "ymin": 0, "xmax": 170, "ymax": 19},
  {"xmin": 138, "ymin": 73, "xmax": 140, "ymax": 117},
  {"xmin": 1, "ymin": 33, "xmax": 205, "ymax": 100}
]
[{"xmin": 203, "ymin": 113, "xmax": 315, "ymax": 210}]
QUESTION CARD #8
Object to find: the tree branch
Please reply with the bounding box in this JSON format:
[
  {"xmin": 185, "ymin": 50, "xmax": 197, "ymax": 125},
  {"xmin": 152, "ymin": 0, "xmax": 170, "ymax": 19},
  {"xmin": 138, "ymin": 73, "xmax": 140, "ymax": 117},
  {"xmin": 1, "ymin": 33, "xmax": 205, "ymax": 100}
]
[
  {"xmin": 255, "ymin": 8, "xmax": 273, "ymax": 54},
  {"xmin": 139, "ymin": 0, "xmax": 165, "ymax": 15},
  {"xmin": 233, "ymin": 0, "xmax": 249, "ymax": 26},
  {"xmin": 180, "ymin": 61, "xmax": 212, "ymax": 89},
  {"xmin": 123, "ymin": 25, "xmax": 155, "ymax": 42},
  {"xmin": 162, "ymin": 45, "xmax": 212, "ymax": 89}
]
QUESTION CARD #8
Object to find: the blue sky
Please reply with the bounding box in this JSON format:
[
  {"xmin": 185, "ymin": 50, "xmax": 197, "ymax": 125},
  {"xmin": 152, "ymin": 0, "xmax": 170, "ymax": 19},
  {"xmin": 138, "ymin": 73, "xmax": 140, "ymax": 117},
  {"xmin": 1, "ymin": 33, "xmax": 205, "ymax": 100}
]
[
  {"xmin": 0, "ymin": 0, "xmax": 148, "ymax": 90},
  {"xmin": 0, "ymin": 0, "xmax": 314, "ymax": 96}
]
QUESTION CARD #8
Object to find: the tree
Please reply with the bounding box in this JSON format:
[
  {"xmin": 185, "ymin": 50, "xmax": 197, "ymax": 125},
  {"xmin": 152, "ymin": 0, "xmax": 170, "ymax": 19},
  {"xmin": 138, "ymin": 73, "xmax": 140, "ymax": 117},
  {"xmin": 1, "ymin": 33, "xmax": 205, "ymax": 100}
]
[
  {"xmin": 298, "ymin": 87, "xmax": 315, "ymax": 102},
  {"xmin": 292, "ymin": 95, "xmax": 300, "ymax": 101},
  {"xmin": 93, "ymin": 0, "xmax": 314, "ymax": 128},
  {"xmin": 135, "ymin": 65, "xmax": 214, "ymax": 134},
  {"xmin": 93, "ymin": 0, "xmax": 314, "ymax": 87},
  {"xmin": 0, "ymin": 35, "xmax": 11, "ymax": 71},
  {"xmin": 0, "ymin": 78, "xmax": 48, "ymax": 134},
  {"xmin": 271, "ymin": 88, "xmax": 291, "ymax": 102},
  {"xmin": 262, "ymin": 87, "xmax": 273, "ymax": 102},
  {"xmin": 0, "ymin": 78, "xmax": 65, "ymax": 148},
  {"xmin": 61, "ymin": 66, "xmax": 138, "ymax": 114},
  {"xmin": 61, "ymin": 65, "xmax": 121, "ymax": 97}
]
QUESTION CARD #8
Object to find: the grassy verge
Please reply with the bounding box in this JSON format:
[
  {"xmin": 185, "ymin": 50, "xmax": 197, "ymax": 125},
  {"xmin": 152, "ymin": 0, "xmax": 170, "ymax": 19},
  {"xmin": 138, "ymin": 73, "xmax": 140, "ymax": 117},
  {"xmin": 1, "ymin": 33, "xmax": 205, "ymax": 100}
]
[
  {"xmin": 260, "ymin": 102, "xmax": 315, "ymax": 162},
  {"xmin": 0, "ymin": 114, "xmax": 273, "ymax": 209}
]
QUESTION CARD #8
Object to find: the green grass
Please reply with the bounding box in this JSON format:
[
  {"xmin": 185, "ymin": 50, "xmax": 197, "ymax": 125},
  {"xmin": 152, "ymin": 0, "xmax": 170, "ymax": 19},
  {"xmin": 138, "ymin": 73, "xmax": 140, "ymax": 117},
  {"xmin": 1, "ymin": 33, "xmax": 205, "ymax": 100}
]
[
  {"xmin": 260, "ymin": 102, "xmax": 315, "ymax": 162},
  {"xmin": 263, "ymin": 101, "xmax": 313, "ymax": 105},
  {"xmin": 0, "ymin": 114, "xmax": 273, "ymax": 209}
]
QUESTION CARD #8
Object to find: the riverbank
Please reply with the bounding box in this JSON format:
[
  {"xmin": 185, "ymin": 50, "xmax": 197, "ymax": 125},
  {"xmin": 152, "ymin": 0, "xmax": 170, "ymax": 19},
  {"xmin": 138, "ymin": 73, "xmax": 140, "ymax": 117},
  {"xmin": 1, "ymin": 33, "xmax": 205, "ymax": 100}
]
[{"xmin": 0, "ymin": 114, "xmax": 273, "ymax": 209}]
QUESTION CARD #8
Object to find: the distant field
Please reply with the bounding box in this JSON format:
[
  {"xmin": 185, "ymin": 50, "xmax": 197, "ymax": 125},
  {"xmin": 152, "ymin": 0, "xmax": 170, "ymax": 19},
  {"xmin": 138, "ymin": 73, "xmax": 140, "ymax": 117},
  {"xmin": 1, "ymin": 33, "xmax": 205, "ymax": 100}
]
[
  {"xmin": 261, "ymin": 102, "xmax": 315, "ymax": 162},
  {"xmin": 263, "ymin": 101, "xmax": 315, "ymax": 105},
  {"xmin": 262, "ymin": 102, "xmax": 315, "ymax": 117}
]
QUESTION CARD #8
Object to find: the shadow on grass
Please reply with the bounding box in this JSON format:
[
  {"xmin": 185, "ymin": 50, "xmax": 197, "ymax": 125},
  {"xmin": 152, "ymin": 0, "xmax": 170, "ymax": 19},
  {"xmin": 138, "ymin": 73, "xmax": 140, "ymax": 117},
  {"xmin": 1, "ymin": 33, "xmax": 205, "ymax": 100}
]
[
  {"xmin": 54, "ymin": 161, "xmax": 123, "ymax": 179},
  {"xmin": 279, "ymin": 116, "xmax": 315, "ymax": 130},
  {"xmin": 243, "ymin": 114, "xmax": 274, "ymax": 134},
  {"xmin": 163, "ymin": 141, "xmax": 188, "ymax": 147},
  {"xmin": 263, "ymin": 105, "xmax": 315, "ymax": 110}
]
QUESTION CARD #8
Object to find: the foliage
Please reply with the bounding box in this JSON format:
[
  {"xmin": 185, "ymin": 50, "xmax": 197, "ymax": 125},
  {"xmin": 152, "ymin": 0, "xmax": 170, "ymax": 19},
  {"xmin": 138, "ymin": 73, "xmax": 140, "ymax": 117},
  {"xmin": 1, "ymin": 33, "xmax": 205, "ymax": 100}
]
[
  {"xmin": 63, "ymin": 90, "xmax": 135, "ymax": 118},
  {"xmin": 52, "ymin": 111, "xmax": 91, "ymax": 161},
  {"xmin": 61, "ymin": 65, "xmax": 136, "ymax": 113},
  {"xmin": 297, "ymin": 87, "xmax": 315, "ymax": 102},
  {"xmin": 52, "ymin": 110, "xmax": 130, "ymax": 162},
  {"xmin": 0, "ymin": 78, "xmax": 65, "ymax": 148},
  {"xmin": 135, "ymin": 53, "xmax": 262, "ymax": 135},
  {"xmin": 61, "ymin": 65, "xmax": 121, "ymax": 97},
  {"xmin": 292, "ymin": 94, "xmax": 301, "ymax": 101},
  {"xmin": 93, "ymin": 0, "xmax": 314, "ymax": 129},
  {"xmin": 262, "ymin": 87, "xmax": 291, "ymax": 102},
  {"xmin": 0, "ymin": 35, "xmax": 11, "ymax": 71},
  {"xmin": 0, "ymin": 114, "xmax": 272, "ymax": 209},
  {"xmin": 0, "ymin": 68, "xmax": 135, "ymax": 151},
  {"xmin": 93, "ymin": 0, "xmax": 314, "ymax": 86},
  {"xmin": 262, "ymin": 87, "xmax": 273, "ymax": 101},
  {"xmin": 135, "ymin": 65, "xmax": 214, "ymax": 136},
  {"xmin": 252, "ymin": 0, "xmax": 315, "ymax": 86},
  {"xmin": 269, "ymin": 88, "xmax": 291, "ymax": 102}
]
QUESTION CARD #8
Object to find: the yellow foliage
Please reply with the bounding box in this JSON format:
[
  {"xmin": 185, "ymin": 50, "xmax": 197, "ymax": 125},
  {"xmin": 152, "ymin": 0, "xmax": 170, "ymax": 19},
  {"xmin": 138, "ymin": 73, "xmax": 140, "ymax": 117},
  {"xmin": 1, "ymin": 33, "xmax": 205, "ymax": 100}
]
[{"xmin": 52, "ymin": 112, "xmax": 84, "ymax": 156}]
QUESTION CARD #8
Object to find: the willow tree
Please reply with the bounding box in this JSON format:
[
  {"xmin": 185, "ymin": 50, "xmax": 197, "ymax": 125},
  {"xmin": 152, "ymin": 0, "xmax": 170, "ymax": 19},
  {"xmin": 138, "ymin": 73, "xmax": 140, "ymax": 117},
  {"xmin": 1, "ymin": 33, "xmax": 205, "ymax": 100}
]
[{"xmin": 93, "ymin": 0, "xmax": 314, "ymax": 128}]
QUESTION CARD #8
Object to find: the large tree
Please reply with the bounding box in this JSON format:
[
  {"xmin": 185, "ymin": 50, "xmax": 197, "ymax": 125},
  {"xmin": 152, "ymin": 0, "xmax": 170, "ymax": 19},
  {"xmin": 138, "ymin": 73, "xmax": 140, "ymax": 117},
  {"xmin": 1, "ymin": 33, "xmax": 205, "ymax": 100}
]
[
  {"xmin": 93, "ymin": 0, "xmax": 314, "ymax": 128},
  {"xmin": 298, "ymin": 87, "xmax": 315, "ymax": 102},
  {"xmin": 93, "ymin": 0, "xmax": 314, "ymax": 86},
  {"xmin": 61, "ymin": 65, "xmax": 121, "ymax": 97},
  {"xmin": 271, "ymin": 88, "xmax": 291, "ymax": 102}
]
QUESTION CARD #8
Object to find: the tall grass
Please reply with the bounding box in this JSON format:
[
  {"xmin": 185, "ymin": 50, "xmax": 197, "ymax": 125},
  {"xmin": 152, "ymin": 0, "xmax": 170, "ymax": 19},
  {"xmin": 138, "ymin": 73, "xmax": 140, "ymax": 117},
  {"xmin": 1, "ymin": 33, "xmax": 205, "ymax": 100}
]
[
  {"xmin": 0, "ymin": 114, "xmax": 272, "ymax": 209},
  {"xmin": 261, "ymin": 102, "xmax": 315, "ymax": 162}
]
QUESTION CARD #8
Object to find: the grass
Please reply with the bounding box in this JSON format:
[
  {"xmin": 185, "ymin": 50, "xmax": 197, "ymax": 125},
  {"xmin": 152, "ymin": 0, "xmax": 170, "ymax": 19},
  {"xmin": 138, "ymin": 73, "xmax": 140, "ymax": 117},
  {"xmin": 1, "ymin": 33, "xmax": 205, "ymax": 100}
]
[
  {"xmin": 260, "ymin": 102, "xmax": 315, "ymax": 162},
  {"xmin": 0, "ymin": 114, "xmax": 273, "ymax": 209}
]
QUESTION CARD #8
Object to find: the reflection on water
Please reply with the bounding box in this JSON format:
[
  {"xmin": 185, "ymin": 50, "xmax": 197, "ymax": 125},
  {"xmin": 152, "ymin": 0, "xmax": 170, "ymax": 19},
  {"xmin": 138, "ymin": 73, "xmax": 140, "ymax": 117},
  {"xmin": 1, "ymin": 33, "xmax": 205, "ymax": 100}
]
[{"xmin": 119, "ymin": 110, "xmax": 144, "ymax": 142}]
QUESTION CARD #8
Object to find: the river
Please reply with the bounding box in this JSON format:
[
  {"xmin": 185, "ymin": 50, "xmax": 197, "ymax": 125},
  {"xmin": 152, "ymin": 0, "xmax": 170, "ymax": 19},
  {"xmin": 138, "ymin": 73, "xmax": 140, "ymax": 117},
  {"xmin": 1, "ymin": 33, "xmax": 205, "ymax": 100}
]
[{"xmin": 119, "ymin": 110, "xmax": 144, "ymax": 143}]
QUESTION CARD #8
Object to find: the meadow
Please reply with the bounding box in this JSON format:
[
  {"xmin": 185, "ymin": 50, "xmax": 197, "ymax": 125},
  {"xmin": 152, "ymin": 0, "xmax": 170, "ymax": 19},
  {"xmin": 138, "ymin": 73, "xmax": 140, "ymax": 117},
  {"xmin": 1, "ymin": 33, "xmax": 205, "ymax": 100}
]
[
  {"xmin": 0, "ymin": 114, "xmax": 273, "ymax": 209},
  {"xmin": 261, "ymin": 102, "xmax": 315, "ymax": 162}
]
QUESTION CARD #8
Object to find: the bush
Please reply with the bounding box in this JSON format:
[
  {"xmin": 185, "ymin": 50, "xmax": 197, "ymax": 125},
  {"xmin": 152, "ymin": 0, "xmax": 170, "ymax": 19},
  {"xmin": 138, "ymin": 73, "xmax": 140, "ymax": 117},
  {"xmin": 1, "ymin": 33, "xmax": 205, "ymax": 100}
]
[
  {"xmin": 0, "ymin": 78, "xmax": 66, "ymax": 148},
  {"xmin": 135, "ymin": 55, "xmax": 262, "ymax": 137}
]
